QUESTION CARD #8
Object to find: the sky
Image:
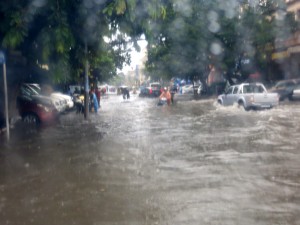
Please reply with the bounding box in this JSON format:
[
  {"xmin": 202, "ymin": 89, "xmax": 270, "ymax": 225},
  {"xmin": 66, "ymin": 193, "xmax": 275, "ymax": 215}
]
[{"xmin": 120, "ymin": 39, "xmax": 148, "ymax": 74}]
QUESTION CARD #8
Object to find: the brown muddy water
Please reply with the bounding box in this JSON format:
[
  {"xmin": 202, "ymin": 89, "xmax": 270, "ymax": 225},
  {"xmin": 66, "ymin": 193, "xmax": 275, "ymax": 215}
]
[{"xmin": 1, "ymin": 95, "xmax": 300, "ymax": 225}]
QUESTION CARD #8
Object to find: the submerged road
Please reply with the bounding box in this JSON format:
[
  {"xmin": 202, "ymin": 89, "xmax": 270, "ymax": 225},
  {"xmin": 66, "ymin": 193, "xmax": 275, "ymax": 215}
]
[{"xmin": 1, "ymin": 94, "xmax": 300, "ymax": 225}]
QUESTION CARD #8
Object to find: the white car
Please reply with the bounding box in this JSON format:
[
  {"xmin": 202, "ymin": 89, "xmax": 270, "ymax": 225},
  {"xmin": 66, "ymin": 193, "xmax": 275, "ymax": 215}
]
[
  {"xmin": 24, "ymin": 83, "xmax": 68, "ymax": 113},
  {"xmin": 51, "ymin": 92, "xmax": 74, "ymax": 109},
  {"xmin": 181, "ymin": 85, "xmax": 193, "ymax": 94},
  {"xmin": 45, "ymin": 93, "xmax": 66, "ymax": 113},
  {"xmin": 218, "ymin": 83, "xmax": 279, "ymax": 110},
  {"xmin": 181, "ymin": 84, "xmax": 199, "ymax": 94}
]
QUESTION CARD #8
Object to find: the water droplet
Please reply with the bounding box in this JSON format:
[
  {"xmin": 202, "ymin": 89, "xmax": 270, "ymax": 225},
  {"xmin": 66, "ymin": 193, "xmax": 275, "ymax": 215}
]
[
  {"xmin": 210, "ymin": 42, "xmax": 222, "ymax": 55},
  {"xmin": 209, "ymin": 21, "xmax": 220, "ymax": 33},
  {"xmin": 32, "ymin": 0, "xmax": 47, "ymax": 8}
]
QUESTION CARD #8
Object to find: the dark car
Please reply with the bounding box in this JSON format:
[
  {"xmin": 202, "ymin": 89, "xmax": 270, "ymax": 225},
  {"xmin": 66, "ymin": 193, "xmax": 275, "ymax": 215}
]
[
  {"xmin": 17, "ymin": 84, "xmax": 58, "ymax": 124},
  {"xmin": 269, "ymin": 79, "xmax": 300, "ymax": 101},
  {"xmin": 147, "ymin": 82, "xmax": 162, "ymax": 97},
  {"xmin": 139, "ymin": 86, "xmax": 150, "ymax": 97},
  {"xmin": 291, "ymin": 83, "xmax": 300, "ymax": 100}
]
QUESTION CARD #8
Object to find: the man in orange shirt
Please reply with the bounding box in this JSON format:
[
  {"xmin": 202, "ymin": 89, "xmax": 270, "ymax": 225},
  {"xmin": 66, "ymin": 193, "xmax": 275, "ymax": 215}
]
[{"xmin": 159, "ymin": 87, "xmax": 171, "ymax": 105}]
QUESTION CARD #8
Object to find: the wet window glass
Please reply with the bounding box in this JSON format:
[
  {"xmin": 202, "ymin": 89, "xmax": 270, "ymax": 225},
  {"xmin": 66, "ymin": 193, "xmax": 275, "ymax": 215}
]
[
  {"xmin": 233, "ymin": 86, "xmax": 239, "ymax": 94},
  {"xmin": 1, "ymin": 1, "xmax": 300, "ymax": 224}
]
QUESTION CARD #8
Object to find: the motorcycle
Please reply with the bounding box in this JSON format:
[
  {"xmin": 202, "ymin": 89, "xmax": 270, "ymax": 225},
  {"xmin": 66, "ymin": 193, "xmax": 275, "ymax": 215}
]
[{"xmin": 157, "ymin": 97, "xmax": 168, "ymax": 106}]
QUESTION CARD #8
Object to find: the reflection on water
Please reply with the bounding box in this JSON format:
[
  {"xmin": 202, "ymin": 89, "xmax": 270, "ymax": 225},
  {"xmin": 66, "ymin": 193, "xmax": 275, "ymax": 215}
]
[{"xmin": 1, "ymin": 95, "xmax": 300, "ymax": 225}]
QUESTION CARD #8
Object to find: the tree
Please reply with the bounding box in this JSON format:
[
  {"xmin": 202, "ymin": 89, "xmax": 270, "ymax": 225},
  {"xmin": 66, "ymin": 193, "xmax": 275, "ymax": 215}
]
[
  {"xmin": 145, "ymin": 0, "xmax": 216, "ymax": 83},
  {"xmin": 144, "ymin": 0, "xmax": 299, "ymax": 86},
  {"xmin": 1, "ymin": 0, "xmax": 298, "ymax": 87},
  {"xmin": 0, "ymin": 0, "xmax": 146, "ymax": 84}
]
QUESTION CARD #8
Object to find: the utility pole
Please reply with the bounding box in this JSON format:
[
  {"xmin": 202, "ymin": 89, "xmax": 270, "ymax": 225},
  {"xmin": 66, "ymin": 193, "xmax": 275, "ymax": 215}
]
[
  {"xmin": 0, "ymin": 51, "xmax": 9, "ymax": 141},
  {"xmin": 84, "ymin": 40, "xmax": 89, "ymax": 119}
]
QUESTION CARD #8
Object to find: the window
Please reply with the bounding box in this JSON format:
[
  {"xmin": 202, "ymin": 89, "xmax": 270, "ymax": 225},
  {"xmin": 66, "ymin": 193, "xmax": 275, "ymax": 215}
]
[
  {"xmin": 233, "ymin": 86, "xmax": 239, "ymax": 94},
  {"xmin": 226, "ymin": 87, "xmax": 234, "ymax": 94}
]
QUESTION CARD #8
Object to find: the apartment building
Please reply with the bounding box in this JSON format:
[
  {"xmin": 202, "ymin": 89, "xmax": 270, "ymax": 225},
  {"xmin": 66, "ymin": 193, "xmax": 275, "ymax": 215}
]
[
  {"xmin": 271, "ymin": 0, "xmax": 300, "ymax": 79},
  {"xmin": 286, "ymin": 0, "xmax": 300, "ymax": 20}
]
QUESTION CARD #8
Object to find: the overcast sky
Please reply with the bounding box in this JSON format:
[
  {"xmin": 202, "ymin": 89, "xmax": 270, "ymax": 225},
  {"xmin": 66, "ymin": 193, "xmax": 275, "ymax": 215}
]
[{"xmin": 120, "ymin": 39, "xmax": 148, "ymax": 74}]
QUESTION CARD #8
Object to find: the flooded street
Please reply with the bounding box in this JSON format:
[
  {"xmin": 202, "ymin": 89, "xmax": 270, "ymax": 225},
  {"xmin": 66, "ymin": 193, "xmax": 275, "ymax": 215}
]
[{"xmin": 1, "ymin": 94, "xmax": 300, "ymax": 225}]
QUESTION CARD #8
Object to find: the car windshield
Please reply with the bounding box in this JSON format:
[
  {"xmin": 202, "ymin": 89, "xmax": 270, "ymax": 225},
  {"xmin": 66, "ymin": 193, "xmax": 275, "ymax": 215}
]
[
  {"xmin": 150, "ymin": 84, "xmax": 161, "ymax": 88},
  {"xmin": 20, "ymin": 84, "xmax": 40, "ymax": 96},
  {"xmin": 27, "ymin": 84, "xmax": 42, "ymax": 94},
  {"xmin": 243, "ymin": 84, "xmax": 264, "ymax": 93},
  {"xmin": 225, "ymin": 87, "xmax": 234, "ymax": 94}
]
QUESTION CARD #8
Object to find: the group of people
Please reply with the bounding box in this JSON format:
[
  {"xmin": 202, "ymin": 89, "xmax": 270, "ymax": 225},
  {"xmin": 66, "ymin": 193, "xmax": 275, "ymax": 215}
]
[{"xmin": 73, "ymin": 86, "xmax": 101, "ymax": 114}]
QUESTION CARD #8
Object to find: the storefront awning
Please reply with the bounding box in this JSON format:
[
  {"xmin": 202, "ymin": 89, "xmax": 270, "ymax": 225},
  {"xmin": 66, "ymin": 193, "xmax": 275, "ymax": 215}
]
[
  {"xmin": 271, "ymin": 51, "xmax": 289, "ymax": 60},
  {"xmin": 288, "ymin": 45, "xmax": 300, "ymax": 54}
]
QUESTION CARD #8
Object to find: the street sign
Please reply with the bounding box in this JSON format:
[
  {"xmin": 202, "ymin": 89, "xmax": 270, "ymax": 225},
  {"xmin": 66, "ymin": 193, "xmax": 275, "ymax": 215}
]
[
  {"xmin": 0, "ymin": 50, "xmax": 9, "ymax": 140},
  {"xmin": 0, "ymin": 51, "xmax": 5, "ymax": 64}
]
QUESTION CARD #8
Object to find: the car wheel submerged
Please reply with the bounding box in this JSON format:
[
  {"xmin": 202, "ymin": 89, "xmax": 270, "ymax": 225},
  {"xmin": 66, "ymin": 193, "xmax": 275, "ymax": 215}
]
[
  {"xmin": 238, "ymin": 101, "xmax": 249, "ymax": 111},
  {"xmin": 23, "ymin": 113, "xmax": 40, "ymax": 124}
]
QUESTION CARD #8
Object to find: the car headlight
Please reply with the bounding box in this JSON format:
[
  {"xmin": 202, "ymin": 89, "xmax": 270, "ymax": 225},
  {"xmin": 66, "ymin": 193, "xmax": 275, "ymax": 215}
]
[{"xmin": 37, "ymin": 104, "xmax": 50, "ymax": 112}]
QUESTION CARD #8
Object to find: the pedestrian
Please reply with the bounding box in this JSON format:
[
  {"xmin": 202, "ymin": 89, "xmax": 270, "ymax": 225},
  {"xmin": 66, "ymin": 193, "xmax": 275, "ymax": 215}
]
[
  {"xmin": 170, "ymin": 85, "xmax": 177, "ymax": 104},
  {"xmin": 95, "ymin": 87, "xmax": 101, "ymax": 108},
  {"xmin": 122, "ymin": 87, "xmax": 130, "ymax": 100},
  {"xmin": 90, "ymin": 89, "xmax": 99, "ymax": 113}
]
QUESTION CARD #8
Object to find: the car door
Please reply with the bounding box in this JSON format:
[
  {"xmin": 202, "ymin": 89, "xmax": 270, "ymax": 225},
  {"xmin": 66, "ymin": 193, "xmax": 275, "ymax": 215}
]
[{"xmin": 222, "ymin": 86, "xmax": 235, "ymax": 105}]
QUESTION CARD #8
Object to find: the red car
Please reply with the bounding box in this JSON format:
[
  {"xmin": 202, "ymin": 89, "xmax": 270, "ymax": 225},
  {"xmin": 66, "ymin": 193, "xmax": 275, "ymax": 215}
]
[{"xmin": 17, "ymin": 85, "xmax": 58, "ymax": 124}]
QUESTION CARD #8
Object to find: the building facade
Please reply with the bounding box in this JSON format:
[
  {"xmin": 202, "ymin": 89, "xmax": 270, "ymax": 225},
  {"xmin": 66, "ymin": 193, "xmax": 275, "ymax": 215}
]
[{"xmin": 272, "ymin": 0, "xmax": 300, "ymax": 79}]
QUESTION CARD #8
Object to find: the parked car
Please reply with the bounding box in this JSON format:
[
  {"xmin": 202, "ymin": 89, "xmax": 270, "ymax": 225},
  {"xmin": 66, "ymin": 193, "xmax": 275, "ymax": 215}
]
[
  {"xmin": 139, "ymin": 86, "xmax": 150, "ymax": 97},
  {"xmin": 181, "ymin": 85, "xmax": 194, "ymax": 94},
  {"xmin": 147, "ymin": 82, "xmax": 162, "ymax": 97},
  {"xmin": 24, "ymin": 83, "xmax": 68, "ymax": 112},
  {"xmin": 218, "ymin": 83, "xmax": 279, "ymax": 110},
  {"xmin": 69, "ymin": 85, "xmax": 82, "ymax": 95},
  {"xmin": 269, "ymin": 79, "xmax": 300, "ymax": 101},
  {"xmin": 51, "ymin": 92, "xmax": 74, "ymax": 110},
  {"xmin": 181, "ymin": 84, "xmax": 201, "ymax": 95},
  {"xmin": 291, "ymin": 83, "xmax": 300, "ymax": 100},
  {"xmin": 17, "ymin": 84, "xmax": 58, "ymax": 124}
]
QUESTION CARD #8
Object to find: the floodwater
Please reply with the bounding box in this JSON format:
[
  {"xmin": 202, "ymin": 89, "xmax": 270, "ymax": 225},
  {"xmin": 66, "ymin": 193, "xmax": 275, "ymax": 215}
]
[{"xmin": 1, "ymin": 94, "xmax": 300, "ymax": 225}]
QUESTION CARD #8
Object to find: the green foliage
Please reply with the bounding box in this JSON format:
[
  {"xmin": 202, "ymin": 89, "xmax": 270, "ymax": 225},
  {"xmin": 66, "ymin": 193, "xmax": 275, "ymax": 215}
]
[
  {"xmin": 1, "ymin": 0, "xmax": 299, "ymax": 85},
  {"xmin": 0, "ymin": 0, "xmax": 143, "ymax": 84},
  {"xmin": 2, "ymin": 11, "xmax": 27, "ymax": 48},
  {"xmin": 144, "ymin": 0, "xmax": 300, "ymax": 84}
]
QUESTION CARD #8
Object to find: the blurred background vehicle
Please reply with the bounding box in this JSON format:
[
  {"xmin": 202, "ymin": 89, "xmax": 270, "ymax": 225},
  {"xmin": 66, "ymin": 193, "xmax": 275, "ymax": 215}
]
[
  {"xmin": 17, "ymin": 84, "xmax": 58, "ymax": 124},
  {"xmin": 24, "ymin": 83, "xmax": 70, "ymax": 112},
  {"xmin": 181, "ymin": 84, "xmax": 194, "ymax": 94},
  {"xmin": 291, "ymin": 83, "xmax": 300, "ymax": 100},
  {"xmin": 181, "ymin": 84, "xmax": 201, "ymax": 95},
  {"xmin": 139, "ymin": 82, "xmax": 162, "ymax": 97},
  {"xmin": 269, "ymin": 79, "xmax": 300, "ymax": 101},
  {"xmin": 139, "ymin": 85, "xmax": 150, "ymax": 97},
  {"xmin": 147, "ymin": 82, "xmax": 162, "ymax": 97}
]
